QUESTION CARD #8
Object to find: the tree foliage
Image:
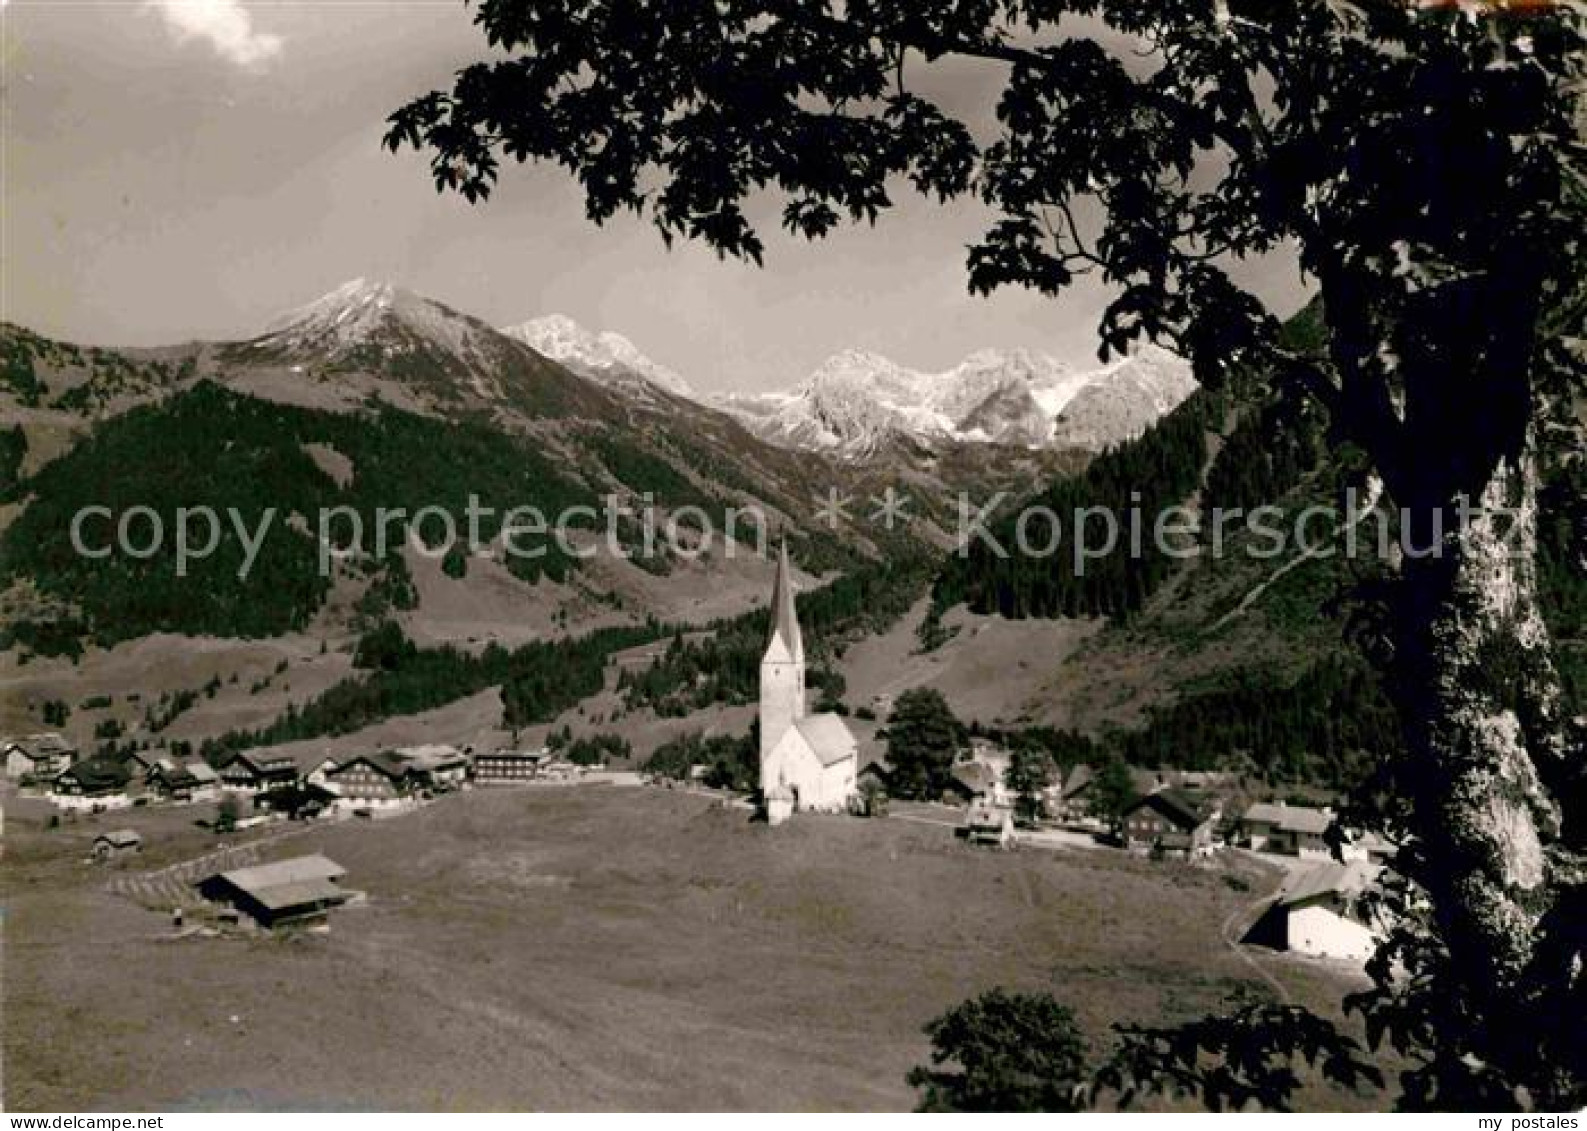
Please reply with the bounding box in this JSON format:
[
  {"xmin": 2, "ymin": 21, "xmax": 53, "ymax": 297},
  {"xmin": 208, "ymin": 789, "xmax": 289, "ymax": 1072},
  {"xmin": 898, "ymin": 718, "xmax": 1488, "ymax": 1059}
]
[
  {"xmin": 908, "ymin": 989, "xmax": 1089, "ymax": 1112},
  {"xmin": 885, "ymin": 687, "xmax": 965, "ymax": 800}
]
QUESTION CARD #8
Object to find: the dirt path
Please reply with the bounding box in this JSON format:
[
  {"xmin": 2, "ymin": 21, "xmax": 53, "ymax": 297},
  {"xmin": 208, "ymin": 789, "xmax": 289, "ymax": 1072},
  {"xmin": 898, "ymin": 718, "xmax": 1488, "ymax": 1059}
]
[{"xmin": 1218, "ymin": 861, "xmax": 1292, "ymax": 1003}]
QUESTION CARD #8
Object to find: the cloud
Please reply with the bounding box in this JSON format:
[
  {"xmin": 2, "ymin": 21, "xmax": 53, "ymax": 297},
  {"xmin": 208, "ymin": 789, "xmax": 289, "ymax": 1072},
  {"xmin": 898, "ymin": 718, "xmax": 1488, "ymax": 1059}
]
[{"xmin": 146, "ymin": 0, "xmax": 283, "ymax": 69}]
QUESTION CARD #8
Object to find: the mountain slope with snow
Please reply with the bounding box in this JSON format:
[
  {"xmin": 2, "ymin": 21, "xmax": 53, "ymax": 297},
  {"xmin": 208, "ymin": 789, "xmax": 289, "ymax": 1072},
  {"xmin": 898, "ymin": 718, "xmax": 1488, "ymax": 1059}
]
[
  {"xmin": 501, "ymin": 314, "xmax": 694, "ymax": 401},
  {"xmin": 232, "ymin": 279, "xmax": 612, "ymax": 419},
  {"xmin": 714, "ymin": 343, "xmax": 1196, "ymax": 458}
]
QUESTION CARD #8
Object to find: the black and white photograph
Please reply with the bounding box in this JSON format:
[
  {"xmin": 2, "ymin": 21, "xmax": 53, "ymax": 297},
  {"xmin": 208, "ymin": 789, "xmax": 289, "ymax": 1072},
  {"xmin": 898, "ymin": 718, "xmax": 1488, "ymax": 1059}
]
[{"xmin": 0, "ymin": 0, "xmax": 1583, "ymax": 1116}]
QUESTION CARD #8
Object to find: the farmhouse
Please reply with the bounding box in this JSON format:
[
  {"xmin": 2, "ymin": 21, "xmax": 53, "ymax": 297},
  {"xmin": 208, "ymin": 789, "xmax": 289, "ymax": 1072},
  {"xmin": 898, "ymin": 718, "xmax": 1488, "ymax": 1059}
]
[
  {"xmin": 473, "ymin": 748, "xmax": 548, "ymax": 785},
  {"xmin": 758, "ymin": 542, "xmax": 858, "ymax": 823},
  {"xmin": 1054, "ymin": 764, "xmax": 1163, "ymax": 823},
  {"xmin": 195, "ymin": 854, "xmax": 351, "ymax": 931},
  {"xmin": 91, "ymin": 829, "xmax": 143, "ymax": 861},
  {"xmin": 52, "ymin": 757, "xmax": 132, "ymax": 810},
  {"xmin": 146, "ymin": 757, "xmax": 221, "ymax": 802},
  {"xmin": 325, "ymin": 752, "xmax": 417, "ymax": 806},
  {"xmin": 1239, "ymin": 801, "xmax": 1334, "ymax": 857},
  {"xmin": 946, "ymin": 761, "xmax": 1000, "ymax": 806},
  {"xmin": 395, "ymin": 744, "xmax": 470, "ymax": 791},
  {"xmin": 255, "ymin": 781, "xmax": 337, "ymax": 819},
  {"xmin": 4, "ymin": 733, "xmax": 76, "ymax": 781},
  {"xmin": 212, "ymin": 751, "xmax": 297, "ymax": 793},
  {"xmin": 1243, "ymin": 859, "xmax": 1383, "ymax": 961},
  {"xmin": 1120, "ymin": 788, "xmax": 1217, "ymax": 856}
]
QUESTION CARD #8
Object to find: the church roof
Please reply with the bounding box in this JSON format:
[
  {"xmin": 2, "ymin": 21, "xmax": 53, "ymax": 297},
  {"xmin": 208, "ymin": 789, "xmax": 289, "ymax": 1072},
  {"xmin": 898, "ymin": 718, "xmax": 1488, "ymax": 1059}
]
[
  {"xmin": 791, "ymin": 713, "xmax": 857, "ymax": 767},
  {"xmin": 764, "ymin": 539, "xmax": 804, "ymax": 664}
]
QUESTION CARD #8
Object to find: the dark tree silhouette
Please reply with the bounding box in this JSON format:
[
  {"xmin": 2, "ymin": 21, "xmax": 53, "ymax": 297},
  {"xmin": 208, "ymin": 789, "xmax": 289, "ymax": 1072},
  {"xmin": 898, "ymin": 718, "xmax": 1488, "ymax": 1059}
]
[
  {"xmin": 1088, "ymin": 753, "xmax": 1137, "ymax": 833},
  {"xmin": 389, "ymin": 0, "xmax": 1586, "ymax": 1107},
  {"xmin": 885, "ymin": 686, "xmax": 965, "ymax": 800},
  {"xmin": 908, "ymin": 989, "xmax": 1089, "ymax": 1112}
]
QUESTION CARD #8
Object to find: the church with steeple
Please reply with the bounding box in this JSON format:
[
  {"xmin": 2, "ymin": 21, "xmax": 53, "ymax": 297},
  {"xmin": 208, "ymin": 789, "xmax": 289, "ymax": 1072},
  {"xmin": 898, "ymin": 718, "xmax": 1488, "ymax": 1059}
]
[{"xmin": 758, "ymin": 541, "xmax": 859, "ymax": 825}]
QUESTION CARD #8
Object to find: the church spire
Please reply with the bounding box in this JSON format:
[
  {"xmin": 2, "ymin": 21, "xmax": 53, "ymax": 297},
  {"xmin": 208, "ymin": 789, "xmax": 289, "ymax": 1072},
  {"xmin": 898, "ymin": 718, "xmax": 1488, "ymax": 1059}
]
[{"xmin": 766, "ymin": 538, "xmax": 804, "ymax": 663}]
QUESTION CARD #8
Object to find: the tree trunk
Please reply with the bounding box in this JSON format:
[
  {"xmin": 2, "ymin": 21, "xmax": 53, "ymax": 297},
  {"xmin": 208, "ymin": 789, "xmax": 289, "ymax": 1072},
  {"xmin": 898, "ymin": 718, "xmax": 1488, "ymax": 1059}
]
[{"xmin": 1393, "ymin": 435, "xmax": 1585, "ymax": 1101}]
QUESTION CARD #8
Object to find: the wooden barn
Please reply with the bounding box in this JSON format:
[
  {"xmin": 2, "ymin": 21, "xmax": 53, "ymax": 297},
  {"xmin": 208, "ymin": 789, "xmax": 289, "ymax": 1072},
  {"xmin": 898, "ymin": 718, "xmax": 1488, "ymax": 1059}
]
[{"xmin": 195, "ymin": 854, "xmax": 350, "ymax": 930}]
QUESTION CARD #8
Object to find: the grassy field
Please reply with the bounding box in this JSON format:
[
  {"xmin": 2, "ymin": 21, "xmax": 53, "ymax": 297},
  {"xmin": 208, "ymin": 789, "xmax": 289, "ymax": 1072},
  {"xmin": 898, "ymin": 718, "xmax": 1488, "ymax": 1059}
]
[{"xmin": 2, "ymin": 786, "xmax": 1379, "ymax": 1111}]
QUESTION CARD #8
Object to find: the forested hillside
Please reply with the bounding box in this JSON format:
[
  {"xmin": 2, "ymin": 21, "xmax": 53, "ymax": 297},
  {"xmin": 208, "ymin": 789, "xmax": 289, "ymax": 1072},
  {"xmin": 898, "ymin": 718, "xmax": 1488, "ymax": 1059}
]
[
  {"xmin": 0, "ymin": 382, "xmax": 596, "ymax": 653},
  {"xmin": 931, "ymin": 392, "xmax": 1222, "ymax": 620}
]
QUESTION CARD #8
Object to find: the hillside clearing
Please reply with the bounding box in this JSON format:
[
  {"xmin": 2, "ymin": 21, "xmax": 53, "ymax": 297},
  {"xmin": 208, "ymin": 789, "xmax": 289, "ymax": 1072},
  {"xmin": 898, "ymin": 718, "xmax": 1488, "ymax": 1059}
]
[{"xmin": 2, "ymin": 786, "xmax": 1378, "ymax": 1111}]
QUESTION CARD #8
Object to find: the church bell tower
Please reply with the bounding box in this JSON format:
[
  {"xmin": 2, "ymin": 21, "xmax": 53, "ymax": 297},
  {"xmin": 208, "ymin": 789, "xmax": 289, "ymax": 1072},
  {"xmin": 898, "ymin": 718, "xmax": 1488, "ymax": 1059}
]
[{"xmin": 759, "ymin": 539, "xmax": 806, "ymax": 781}]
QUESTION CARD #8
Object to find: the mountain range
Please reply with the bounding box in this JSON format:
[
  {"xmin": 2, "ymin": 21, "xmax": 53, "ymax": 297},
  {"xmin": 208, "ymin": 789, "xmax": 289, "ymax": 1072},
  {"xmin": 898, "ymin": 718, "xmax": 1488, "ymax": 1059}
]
[
  {"xmin": 4, "ymin": 281, "xmax": 1580, "ymax": 803},
  {"xmin": 0, "ymin": 278, "xmax": 1105, "ymax": 665},
  {"xmin": 712, "ymin": 344, "xmax": 1197, "ymax": 457},
  {"xmin": 498, "ymin": 299, "xmax": 1199, "ymax": 458}
]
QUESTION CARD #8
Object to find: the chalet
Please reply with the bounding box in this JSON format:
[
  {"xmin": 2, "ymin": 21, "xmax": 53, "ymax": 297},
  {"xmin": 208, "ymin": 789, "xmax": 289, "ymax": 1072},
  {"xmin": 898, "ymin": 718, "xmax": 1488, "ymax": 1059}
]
[
  {"xmin": 195, "ymin": 854, "xmax": 350, "ymax": 930},
  {"xmin": 963, "ymin": 801, "xmax": 1014, "ymax": 848},
  {"xmin": 1055, "ymin": 765, "xmax": 1163, "ymax": 823},
  {"xmin": 91, "ymin": 829, "xmax": 143, "ymax": 862},
  {"xmin": 945, "ymin": 761, "xmax": 998, "ymax": 805},
  {"xmin": 325, "ymin": 752, "xmax": 417, "ymax": 806},
  {"xmin": 396, "ymin": 744, "xmax": 470, "ymax": 791},
  {"xmin": 4, "ymin": 733, "xmax": 76, "ymax": 781},
  {"xmin": 1240, "ymin": 802, "xmax": 1334, "ymax": 858},
  {"xmin": 212, "ymin": 751, "xmax": 298, "ymax": 793},
  {"xmin": 146, "ymin": 758, "xmax": 221, "ymax": 802},
  {"xmin": 1243, "ymin": 859, "xmax": 1382, "ymax": 961},
  {"xmin": 52, "ymin": 757, "xmax": 132, "ymax": 810},
  {"xmin": 1120, "ymin": 788, "xmax": 1217, "ymax": 856},
  {"xmin": 255, "ymin": 781, "xmax": 337, "ymax": 819},
  {"xmin": 473, "ymin": 748, "xmax": 548, "ymax": 785},
  {"xmin": 1052, "ymin": 763, "xmax": 1094, "ymax": 819}
]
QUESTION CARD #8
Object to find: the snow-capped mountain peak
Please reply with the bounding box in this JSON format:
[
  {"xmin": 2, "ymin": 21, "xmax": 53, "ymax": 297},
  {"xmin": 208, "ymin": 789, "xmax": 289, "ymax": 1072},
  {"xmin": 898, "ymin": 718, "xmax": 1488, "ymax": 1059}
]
[
  {"xmin": 248, "ymin": 279, "xmax": 533, "ymax": 403},
  {"xmin": 501, "ymin": 314, "xmax": 694, "ymax": 400},
  {"xmin": 714, "ymin": 342, "xmax": 1197, "ymax": 457},
  {"xmin": 257, "ymin": 278, "xmax": 491, "ymax": 359}
]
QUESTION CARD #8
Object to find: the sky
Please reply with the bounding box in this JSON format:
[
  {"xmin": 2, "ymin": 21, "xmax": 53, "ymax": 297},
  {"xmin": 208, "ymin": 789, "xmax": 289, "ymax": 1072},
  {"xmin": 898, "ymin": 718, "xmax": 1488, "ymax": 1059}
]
[{"xmin": 1, "ymin": 1, "xmax": 1311, "ymax": 394}]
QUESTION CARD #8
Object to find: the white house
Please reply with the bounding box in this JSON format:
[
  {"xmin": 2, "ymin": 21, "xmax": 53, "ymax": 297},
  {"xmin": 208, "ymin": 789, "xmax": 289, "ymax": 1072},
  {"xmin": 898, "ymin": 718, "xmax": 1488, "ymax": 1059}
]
[
  {"xmin": 758, "ymin": 542, "xmax": 858, "ymax": 823},
  {"xmin": 1245, "ymin": 859, "xmax": 1383, "ymax": 961},
  {"xmin": 4, "ymin": 733, "xmax": 76, "ymax": 781}
]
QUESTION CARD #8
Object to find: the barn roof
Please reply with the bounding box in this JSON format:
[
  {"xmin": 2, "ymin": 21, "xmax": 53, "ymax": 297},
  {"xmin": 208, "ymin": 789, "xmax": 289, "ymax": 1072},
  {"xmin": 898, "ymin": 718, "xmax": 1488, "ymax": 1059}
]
[
  {"xmin": 245, "ymin": 877, "xmax": 347, "ymax": 912},
  {"xmin": 96, "ymin": 829, "xmax": 142, "ymax": 847},
  {"xmin": 791, "ymin": 713, "xmax": 856, "ymax": 767},
  {"xmin": 210, "ymin": 854, "xmax": 346, "ymax": 894},
  {"xmin": 1277, "ymin": 859, "xmax": 1379, "ymax": 908}
]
